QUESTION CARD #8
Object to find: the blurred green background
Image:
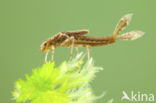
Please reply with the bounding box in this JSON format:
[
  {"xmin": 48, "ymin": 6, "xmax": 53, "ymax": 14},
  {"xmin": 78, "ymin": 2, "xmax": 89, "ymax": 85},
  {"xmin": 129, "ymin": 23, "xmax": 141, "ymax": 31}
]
[{"xmin": 0, "ymin": 0, "xmax": 155, "ymax": 103}]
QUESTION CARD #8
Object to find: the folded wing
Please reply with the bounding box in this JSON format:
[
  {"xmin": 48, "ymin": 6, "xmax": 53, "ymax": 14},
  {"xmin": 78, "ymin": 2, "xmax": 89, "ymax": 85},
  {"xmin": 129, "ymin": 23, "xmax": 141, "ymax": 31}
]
[{"xmin": 62, "ymin": 29, "xmax": 89, "ymax": 36}]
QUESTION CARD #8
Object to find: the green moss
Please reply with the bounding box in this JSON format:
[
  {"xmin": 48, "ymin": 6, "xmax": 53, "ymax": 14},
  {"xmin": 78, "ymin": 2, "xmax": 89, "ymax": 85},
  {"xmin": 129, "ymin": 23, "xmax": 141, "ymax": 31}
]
[{"xmin": 13, "ymin": 53, "xmax": 103, "ymax": 103}]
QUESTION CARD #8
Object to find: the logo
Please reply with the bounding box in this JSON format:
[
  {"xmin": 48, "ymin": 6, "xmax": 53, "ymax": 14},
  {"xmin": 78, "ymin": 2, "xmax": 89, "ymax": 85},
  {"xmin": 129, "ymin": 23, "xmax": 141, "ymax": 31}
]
[{"xmin": 121, "ymin": 91, "xmax": 154, "ymax": 102}]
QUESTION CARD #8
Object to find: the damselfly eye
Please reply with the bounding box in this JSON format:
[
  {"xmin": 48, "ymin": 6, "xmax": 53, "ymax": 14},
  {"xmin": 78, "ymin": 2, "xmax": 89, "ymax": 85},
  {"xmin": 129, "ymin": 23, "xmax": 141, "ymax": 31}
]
[{"xmin": 44, "ymin": 43, "xmax": 47, "ymax": 46}]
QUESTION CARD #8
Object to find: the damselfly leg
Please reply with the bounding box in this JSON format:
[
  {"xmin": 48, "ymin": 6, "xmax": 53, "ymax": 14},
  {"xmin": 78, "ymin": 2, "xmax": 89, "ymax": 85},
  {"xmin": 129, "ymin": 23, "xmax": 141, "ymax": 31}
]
[
  {"xmin": 51, "ymin": 46, "xmax": 55, "ymax": 62},
  {"xmin": 70, "ymin": 37, "xmax": 75, "ymax": 60},
  {"xmin": 45, "ymin": 50, "xmax": 49, "ymax": 63}
]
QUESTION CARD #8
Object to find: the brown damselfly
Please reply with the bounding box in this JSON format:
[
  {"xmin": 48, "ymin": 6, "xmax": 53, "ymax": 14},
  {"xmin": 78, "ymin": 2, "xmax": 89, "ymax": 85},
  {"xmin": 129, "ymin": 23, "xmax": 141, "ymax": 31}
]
[{"xmin": 40, "ymin": 14, "xmax": 144, "ymax": 63}]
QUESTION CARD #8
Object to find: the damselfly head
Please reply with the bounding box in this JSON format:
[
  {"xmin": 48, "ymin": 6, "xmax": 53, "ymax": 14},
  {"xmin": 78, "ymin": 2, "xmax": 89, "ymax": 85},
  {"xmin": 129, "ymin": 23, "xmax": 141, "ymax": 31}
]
[{"xmin": 40, "ymin": 40, "xmax": 52, "ymax": 52}]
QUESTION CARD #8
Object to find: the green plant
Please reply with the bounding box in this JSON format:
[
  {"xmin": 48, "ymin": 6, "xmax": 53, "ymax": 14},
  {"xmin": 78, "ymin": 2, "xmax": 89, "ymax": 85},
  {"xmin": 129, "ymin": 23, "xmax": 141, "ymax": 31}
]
[{"xmin": 13, "ymin": 53, "xmax": 104, "ymax": 103}]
